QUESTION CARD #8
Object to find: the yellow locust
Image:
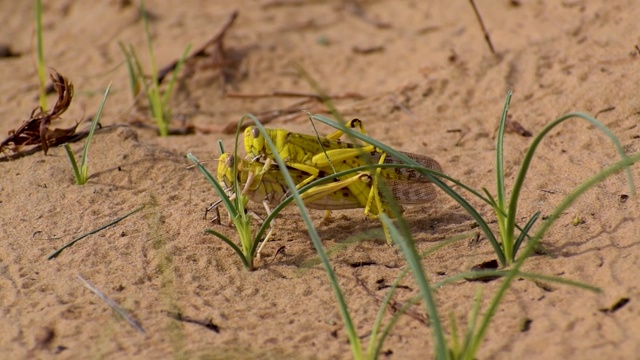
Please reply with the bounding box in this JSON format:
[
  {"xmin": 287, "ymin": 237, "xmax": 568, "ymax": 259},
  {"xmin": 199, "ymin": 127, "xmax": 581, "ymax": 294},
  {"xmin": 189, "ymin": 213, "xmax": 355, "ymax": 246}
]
[
  {"xmin": 233, "ymin": 119, "xmax": 442, "ymax": 244},
  {"xmin": 216, "ymin": 152, "xmax": 365, "ymax": 211},
  {"xmin": 214, "ymin": 149, "xmax": 440, "ymax": 251},
  {"xmin": 243, "ymin": 118, "xmax": 442, "ymax": 219},
  {"xmin": 214, "ymin": 152, "xmax": 371, "ymax": 255}
]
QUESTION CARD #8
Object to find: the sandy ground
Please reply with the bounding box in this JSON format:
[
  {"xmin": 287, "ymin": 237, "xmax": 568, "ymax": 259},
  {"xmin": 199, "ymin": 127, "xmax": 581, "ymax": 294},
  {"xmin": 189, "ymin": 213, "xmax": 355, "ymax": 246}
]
[{"xmin": 1, "ymin": 0, "xmax": 639, "ymax": 359}]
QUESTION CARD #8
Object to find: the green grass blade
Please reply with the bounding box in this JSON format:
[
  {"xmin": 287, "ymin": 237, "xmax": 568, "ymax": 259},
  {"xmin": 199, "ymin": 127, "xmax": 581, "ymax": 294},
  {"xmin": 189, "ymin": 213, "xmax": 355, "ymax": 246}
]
[
  {"xmin": 495, "ymin": 91, "xmax": 511, "ymax": 214},
  {"xmin": 204, "ymin": 229, "xmax": 250, "ymax": 269},
  {"xmin": 467, "ymin": 153, "xmax": 639, "ymax": 355},
  {"xmin": 482, "ymin": 188, "xmax": 499, "ymax": 209},
  {"xmin": 367, "ymin": 264, "xmax": 416, "ymax": 358},
  {"xmin": 79, "ymin": 83, "xmax": 112, "ymax": 183},
  {"xmin": 128, "ymin": 46, "xmax": 151, "ymax": 95},
  {"xmin": 63, "ymin": 144, "xmax": 82, "ymax": 184},
  {"xmin": 371, "ymin": 233, "xmax": 472, "ymax": 358},
  {"xmin": 431, "ymin": 267, "xmax": 600, "ymax": 292},
  {"xmin": 311, "ymin": 114, "xmax": 506, "ymax": 266},
  {"xmin": 47, "ymin": 205, "xmax": 145, "ymax": 260},
  {"xmin": 366, "ymin": 271, "xmax": 406, "ymax": 358},
  {"xmin": 367, "ymin": 234, "xmax": 468, "ymax": 358},
  {"xmin": 162, "ymin": 44, "xmax": 192, "ymax": 105},
  {"xmin": 35, "ymin": 0, "xmax": 47, "ymax": 111},
  {"xmin": 495, "ymin": 92, "xmax": 513, "ymax": 260},
  {"xmin": 226, "ymin": 117, "xmax": 262, "ymax": 259},
  {"xmin": 118, "ymin": 42, "xmax": 140, "ymax": 98},
  {"xmin": 431, "ymin": 270, "xmax": 507, "ymax": 288},
  {"xmin": 189, "ymin": 150, "xmax": 254, "ymax": 269},
  {"xmin": 187, "ymin": 153, "xmax": 237, "ymax": 219},
  {"xmin": 149, "ymin": 91, "xmax": 166, "ymax": 135},
  {"xmin": 245, "ymin": 114, "xmax": 363, "ymax": 358},
  {"xmin": 505, "ymin": 112, "xmax": 636, "ymax": 262},
  {"xmin": 449, "ymin": 312, "xmax": 460, "ymax": 358},
  {"xmin": 513, "ymin": 211, "xmax": 540, "ymax": 255},
  {"xmin": 516, "ymin": 271, "xmax": 601, "ymax": 292},
  {"xmin": 129, "ymin": 47, "xmax": 145, "ymax": 88},
  {"xmin": 379, "ymin": 214, "xmax": 448, "ymax": 359},
  {"xmin": 80, "ymin": 164, "xmax": 88, "ymax": 185},
  {"xmin": 140, "ymin": 0, "xmax": 157, "ymax": 86},
  {"xmin": 482, "ymin": 187, "xmax": 536, "ymax": 240},
  {"xmin": 373, "ymin": 295, "xmax": 425, "ymax": 359},
  {"xmin": 139, "ymin": 0, "xmax": 167, "ymax": 136},
  {"xmin": 461, "ymin": 288, "xmax": 483, "ymax": 360}
]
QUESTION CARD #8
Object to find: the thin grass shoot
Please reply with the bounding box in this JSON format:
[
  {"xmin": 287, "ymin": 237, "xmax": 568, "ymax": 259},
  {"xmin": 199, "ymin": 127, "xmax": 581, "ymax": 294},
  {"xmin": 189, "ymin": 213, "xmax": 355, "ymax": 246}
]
[
  {"xmin": 35, "ymin": 0, "xmax": 47, "ymax": 111},
  {"xmin": 64, "ymin": 83, "xmax": 111, "ymax": 185}
]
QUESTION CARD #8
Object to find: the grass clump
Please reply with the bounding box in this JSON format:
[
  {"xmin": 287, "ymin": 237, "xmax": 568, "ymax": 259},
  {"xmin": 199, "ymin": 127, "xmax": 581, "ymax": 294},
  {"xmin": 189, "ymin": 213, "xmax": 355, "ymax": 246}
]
[
  {"xmin": 188, "ymin": 148, "xmax": 256, "ymax": 269},
  {"xmin": 188, "ymin": 115, "xmax": 284, "ymax": 270},
  {"xmin": 192, "ymin": 91, "xmax": 637, "ymax": 358},
  {"xmin": 64, "ymin": 84, "xmax": 111, "ymax": 185},
  {"xmin": 306, "ymin": 91, "xmax": 636, "ymax": 358},
  {"xmin": 485, "ymin": 91, "xmax": 634, "ymax": 265},
  {"xmin": 120, "ymin": 0, "xmax": 191, "ymax": 137},
  {"xmin": 311, "ymin": 91, "xmax": 635, "ymax": 267}
]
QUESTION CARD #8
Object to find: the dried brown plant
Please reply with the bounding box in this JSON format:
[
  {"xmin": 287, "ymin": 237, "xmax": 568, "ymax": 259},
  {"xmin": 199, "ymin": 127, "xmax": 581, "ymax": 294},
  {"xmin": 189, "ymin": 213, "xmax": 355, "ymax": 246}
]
[{"xmin": 1, "ymin": 71, "xmax": 76, "ymax": 156}]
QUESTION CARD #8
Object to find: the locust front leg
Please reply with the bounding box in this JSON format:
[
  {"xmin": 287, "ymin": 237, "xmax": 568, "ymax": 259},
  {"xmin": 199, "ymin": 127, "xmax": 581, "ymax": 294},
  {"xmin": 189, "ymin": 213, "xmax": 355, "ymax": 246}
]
[
  {"xmin": 255, "ymin": 198, "xmax": 276, "ymax": 259},
  {"xmin": 340, "ymin": 171, "xmax": 396, "ymax": 245}
]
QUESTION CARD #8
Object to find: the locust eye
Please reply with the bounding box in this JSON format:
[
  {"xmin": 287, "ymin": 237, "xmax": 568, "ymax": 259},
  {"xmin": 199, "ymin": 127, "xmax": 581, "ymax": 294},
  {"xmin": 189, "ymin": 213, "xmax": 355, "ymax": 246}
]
[
  {"xmin": 251, "ymin": 127, "xmax": 260, "ymax": 139},
  {"xmin": 225, "ymin": 154, "xmax": 235, "ymax": 167}
]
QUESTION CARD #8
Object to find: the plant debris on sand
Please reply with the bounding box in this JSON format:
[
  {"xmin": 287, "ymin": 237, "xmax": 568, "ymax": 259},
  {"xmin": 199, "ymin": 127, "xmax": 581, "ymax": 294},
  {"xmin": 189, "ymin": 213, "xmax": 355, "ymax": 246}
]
[{"xmin": 1, "ymin": 71, "xmax": 76, "ymax": 157}]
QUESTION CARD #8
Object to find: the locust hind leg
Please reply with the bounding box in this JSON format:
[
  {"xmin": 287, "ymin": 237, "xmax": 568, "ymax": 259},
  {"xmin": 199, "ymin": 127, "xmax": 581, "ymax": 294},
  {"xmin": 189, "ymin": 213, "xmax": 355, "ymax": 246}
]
[
  {"xmin": 339, "ymin": 167, "xmax": 399, "ymax": 245},
  {"xmin": 364, "ymin": 151, "xmax": 387, "ymax": 218},
  {"xmin": 325, "ymin": 118, "xmax": 368, "ymax": 140},
  {"xmin": 256, "ymin": 173, "xmax": 368, "ymax": 258},
  {"xmin": 322, "ymin": 118, "xmax": 400, "ymax": 245},
  {"xmin": 299, "ymin": 169, "xmax": 397, "ymax": 245}
]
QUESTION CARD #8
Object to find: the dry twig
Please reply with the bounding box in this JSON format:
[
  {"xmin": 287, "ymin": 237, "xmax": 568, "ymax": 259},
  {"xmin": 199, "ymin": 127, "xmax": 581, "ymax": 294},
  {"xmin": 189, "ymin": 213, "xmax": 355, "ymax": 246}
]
[
  {"xmin": 77, "ymin": 275, "xmax": 145, "ymax": 334},
  {"xmin": 469, "ymin": 0, "xmax": 497, "ymax": 55},
  {"xmin": 342, "ymin": 0, "xmax": 391, "ymax": 29},
  {"xmin": 157, "ymin": 10, "xmax": 239, "ymax": 94}
]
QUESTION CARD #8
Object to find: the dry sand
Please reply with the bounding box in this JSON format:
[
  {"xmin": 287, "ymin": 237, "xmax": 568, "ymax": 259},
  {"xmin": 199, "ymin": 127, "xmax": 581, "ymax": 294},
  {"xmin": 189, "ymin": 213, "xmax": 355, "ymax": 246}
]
[{"xmin": 1, "ymin": 0, "xmax": 639, "ymax": 359}]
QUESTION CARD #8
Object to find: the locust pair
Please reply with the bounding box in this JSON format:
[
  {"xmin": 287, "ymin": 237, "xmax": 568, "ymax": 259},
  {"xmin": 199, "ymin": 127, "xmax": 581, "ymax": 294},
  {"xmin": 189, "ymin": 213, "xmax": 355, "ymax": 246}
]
[{"xmin": 215, "ymin": 118, "xmax": 442, "ymax": 252}]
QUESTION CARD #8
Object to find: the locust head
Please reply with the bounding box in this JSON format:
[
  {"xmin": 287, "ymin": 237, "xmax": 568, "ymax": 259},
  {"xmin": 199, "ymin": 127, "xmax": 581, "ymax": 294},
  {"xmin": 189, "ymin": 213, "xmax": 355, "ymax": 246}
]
[
  {"xmin": 217, "ymin": 153, "xmax": 238, "ymax": 194},
  {"xmin": 244, "ymin": 126, "xmax": 266, "ymax": 160}
]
